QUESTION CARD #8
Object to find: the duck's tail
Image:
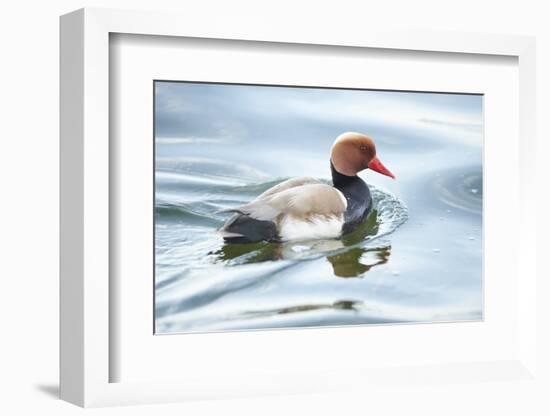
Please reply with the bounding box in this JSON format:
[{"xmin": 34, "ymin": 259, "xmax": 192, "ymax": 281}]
[{"xmin": 218, "ymin": 213, "xmax": 278, "ymax": 244}]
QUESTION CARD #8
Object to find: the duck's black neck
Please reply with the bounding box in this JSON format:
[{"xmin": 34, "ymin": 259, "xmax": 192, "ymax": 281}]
[
  {"xmin": 330, "ymin": 161, "xmax": 359, "ymax": 189},
  {"xmin": 330, "ymin": 161, "xmax": 372, "ymax": 234}
]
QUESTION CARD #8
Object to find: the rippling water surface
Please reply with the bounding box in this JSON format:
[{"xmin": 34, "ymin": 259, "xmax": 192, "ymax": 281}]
[{"xmin": 154, "ymin": 82, "xmax": 483, "ymax": 334}]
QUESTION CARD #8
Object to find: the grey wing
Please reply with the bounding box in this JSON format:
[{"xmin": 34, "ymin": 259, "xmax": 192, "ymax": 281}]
[
  {"xmin": 218, "ymin": 177, "xmax": 322, "ymax": 216},
  {"xmin": 256, "ymin": 177, "xmax": 323, "ymax": 199},
  {"xmin": 233, "ymin": 183, "xmax": 347, "ymax": 221}
]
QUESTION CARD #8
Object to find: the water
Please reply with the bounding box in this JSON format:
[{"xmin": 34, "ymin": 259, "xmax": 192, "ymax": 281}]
[{"xmin": 154, "ymin": 82, "xmax": 483, "ymax": 334}]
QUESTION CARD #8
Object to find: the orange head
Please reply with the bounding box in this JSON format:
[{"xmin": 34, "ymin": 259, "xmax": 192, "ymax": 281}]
[{"xmin": 330, "ymin": 132, "xmax": 395, "ymax": 179}]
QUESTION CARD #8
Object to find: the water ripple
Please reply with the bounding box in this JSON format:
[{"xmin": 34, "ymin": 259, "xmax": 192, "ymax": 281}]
[{"xmin": 155, "ymin": 166, "xmax": 410, "ymax": 333}]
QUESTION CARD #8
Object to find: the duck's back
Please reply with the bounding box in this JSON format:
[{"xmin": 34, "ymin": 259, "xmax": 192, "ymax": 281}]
[{"xmin": 219, "ymin": 177, "xmax": 346, "ymax": 243}]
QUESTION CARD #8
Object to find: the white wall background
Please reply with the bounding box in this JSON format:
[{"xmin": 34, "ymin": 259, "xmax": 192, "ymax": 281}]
[{"xmin": 0, "ymin": 1, "xmax": 548, "ymax": 414}]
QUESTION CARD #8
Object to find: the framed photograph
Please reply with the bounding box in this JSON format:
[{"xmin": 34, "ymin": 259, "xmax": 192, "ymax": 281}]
[
  {"xmin": 152, "ymin": 80, "xmax": 482, "ymax": 334},
  {"xmin": 60, "ymin": 8, "xmax": 538, "ymax": 407}
]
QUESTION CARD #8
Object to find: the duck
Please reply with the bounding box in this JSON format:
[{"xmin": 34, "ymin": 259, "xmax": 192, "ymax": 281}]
[{"xmin": 219, "ymin": 132, "xmax": 395, "ymax": 243}]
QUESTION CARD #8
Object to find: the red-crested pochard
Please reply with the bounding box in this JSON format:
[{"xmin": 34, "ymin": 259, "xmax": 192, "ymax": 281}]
[{"xmin": 220, "ymin": 132, "xmax": 395, "ymax": 243}]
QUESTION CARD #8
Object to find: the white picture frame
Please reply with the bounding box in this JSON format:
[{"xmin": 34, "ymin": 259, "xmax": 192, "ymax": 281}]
[{"xmin": 60, "ymin": 7, "xmax": 537, "ymax": 407}]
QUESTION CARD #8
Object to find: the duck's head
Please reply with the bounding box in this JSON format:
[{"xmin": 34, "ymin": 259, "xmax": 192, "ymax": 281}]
[{"xmin": 330, "ymin": 132, "xmax": 395, "ymax": 179}]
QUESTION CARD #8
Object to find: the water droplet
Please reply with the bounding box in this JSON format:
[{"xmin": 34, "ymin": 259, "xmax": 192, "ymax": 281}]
[
  {"xmin": 432, "ymin": 248, "xmax": 440, "ymax": 253},
  {"xmin": 439, "ymin": 217, "xmax": 444, "ymax": 221},
  {"xmin": 471, "ymin": 188, "xmax": 479, "ymax": 194},
  {"xmin": 468, "ymin": 236, "xmax": 475, "ymax": 240},
  {"xmin": 446, "ymin": 209, "xmax": 452, "ymax": 213},
  {"xmin": 392, "ymin": 270, "xmax": 400, "ymax": 276}
]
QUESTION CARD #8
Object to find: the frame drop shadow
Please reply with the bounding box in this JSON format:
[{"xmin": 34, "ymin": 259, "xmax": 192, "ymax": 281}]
[{"xmin": 34, "ymin": 383, "xmax": 59, "ymax": 399}]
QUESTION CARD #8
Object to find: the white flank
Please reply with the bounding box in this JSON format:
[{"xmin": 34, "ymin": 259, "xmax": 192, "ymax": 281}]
[{"xmin": 279, "ymin": 214, "xmax": 344, "ymax": 241}]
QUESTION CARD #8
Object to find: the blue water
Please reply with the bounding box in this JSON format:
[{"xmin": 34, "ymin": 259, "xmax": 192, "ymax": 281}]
[{"xmin": 154, "ymin": 82, "xmax": 483, "ymax": 334}]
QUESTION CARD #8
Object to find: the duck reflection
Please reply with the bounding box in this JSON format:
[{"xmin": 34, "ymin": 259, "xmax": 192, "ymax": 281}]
[
  {"xmin": 212, "ymin": 240, "xmax": 281, "ymax": 264},
  {"xmin": 211, "ymin": 209, "xmax": 390, "ymax": 278},
  {"xmin": 326, "ymin": 245, "xmax": 391, "ymax": 278}
]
